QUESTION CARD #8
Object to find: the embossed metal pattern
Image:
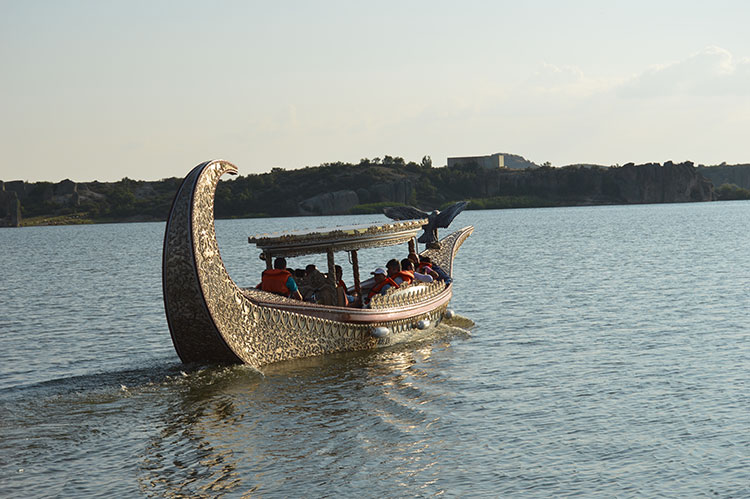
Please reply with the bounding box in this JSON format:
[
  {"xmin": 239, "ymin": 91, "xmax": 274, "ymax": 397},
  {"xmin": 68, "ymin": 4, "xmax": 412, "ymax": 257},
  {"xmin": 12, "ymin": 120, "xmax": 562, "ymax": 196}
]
[
  {"xmin": 370, "ymin": 280, "xmax": 447, "ymax": 309},
  {"xmin": 162, "ymin": 162, "xmax": 242, "ymax": 364},
  {"xmin": 422, "ymin": 228, "xmax": 473, "ymax": 276},
  {"xmin": 248, "ymin": 220, "xmax": 427, "ymax": 258},
  {"xmin": 162, "ymin": 160, "xmax": 473, "ymax": 369}
]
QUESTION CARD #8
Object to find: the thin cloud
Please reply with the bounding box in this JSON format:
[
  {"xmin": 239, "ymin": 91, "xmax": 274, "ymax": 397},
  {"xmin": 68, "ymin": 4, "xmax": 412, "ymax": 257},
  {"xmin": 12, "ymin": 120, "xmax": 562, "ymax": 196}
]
[
  {"xmin": 528, "ymin": 63, "xmax": 585, "ymax": 89},
  {"xmin": 619, "ymin": 46, "xmax": 750, "ymax": 97},
  {"xmin": 513, "ymin": 63, "xmax": 621, "ymax": 104}
]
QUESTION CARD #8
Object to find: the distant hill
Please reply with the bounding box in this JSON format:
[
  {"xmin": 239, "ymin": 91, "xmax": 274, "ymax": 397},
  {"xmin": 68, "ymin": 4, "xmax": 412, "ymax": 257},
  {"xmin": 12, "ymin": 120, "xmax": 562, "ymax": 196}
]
[{"xmin": 1, "ymin": 155, "xmax": 739, "ymax": 227}]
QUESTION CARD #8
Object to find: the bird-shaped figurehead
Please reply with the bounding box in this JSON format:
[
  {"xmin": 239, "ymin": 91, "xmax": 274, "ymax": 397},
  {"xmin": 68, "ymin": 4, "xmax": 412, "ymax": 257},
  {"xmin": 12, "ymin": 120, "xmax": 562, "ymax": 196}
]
[{"xmin": 383, "ymin": 201, "xmax": 468, "ymax": 249}]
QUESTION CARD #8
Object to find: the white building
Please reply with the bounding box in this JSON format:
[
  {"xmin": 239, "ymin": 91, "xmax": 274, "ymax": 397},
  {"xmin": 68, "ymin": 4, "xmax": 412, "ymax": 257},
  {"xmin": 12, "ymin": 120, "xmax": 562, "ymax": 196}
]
[{"xmin": 447, "ymin": 153, "xmax": 504, "ymax": 169}]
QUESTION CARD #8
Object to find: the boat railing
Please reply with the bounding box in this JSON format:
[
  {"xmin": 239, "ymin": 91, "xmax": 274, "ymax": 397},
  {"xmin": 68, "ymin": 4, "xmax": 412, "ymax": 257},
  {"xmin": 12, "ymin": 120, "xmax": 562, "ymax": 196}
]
[{"xmin": 369, "ymin": 280, "xmax": 447, "ymax": 310}]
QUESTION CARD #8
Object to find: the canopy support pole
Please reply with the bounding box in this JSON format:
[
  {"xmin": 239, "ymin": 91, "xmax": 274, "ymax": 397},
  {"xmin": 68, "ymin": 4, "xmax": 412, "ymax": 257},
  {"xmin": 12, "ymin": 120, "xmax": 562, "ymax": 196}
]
[
  {"xmin": 351, "ymin": 250, "xmax": 361, "ymax": 299},
  {"xmin": 327, "ymin": 248, "xmax": 344, "ymax": 306},
  {"xmin": 326, "ymin": 248, "xmax": 336, "ymax": 287},
  {"xmin": 264, "ymin": 251, "xmax": 272, "ymax": 270}
]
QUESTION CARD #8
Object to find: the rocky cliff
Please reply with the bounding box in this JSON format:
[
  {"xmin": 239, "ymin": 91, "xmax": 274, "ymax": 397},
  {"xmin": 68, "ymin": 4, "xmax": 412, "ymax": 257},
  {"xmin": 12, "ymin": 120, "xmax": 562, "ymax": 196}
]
[
  {"xmin": 0, "ymin": 182, "xmax": 22, "ymax": 227},
  {"xmin": 297, "ymin": 179, "xmax": 415, "ymax": 215},
  {"xmin": 697, "ymin": 164, "xmax": 750, "ymax": 190},
  {"xmin": 298, "ymin": 190, "xmax": 360, "ymax": 215},
  {"xmin": 289, "ymin": 161, "xmax": 714, "ymax": 216},
  {"xmin": 436, "ymin": 161, "xmax": 714, "ymax": 205},
  {"xmin": 610, "ymin": 162, "xmax": 715, "ymax": 203}
]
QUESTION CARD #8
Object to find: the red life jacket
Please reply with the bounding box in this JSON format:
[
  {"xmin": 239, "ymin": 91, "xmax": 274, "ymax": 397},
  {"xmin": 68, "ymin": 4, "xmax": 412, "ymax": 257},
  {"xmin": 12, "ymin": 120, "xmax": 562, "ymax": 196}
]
[
  {"xmin": 393, "ymin": 270, "xmax": 414, "ymax": 285},
  {"xmin": 260, "ymin": 269, "xmax": 292, "ymax": 296},
  {"xmin": 366, "ymin": 277, "xmax": 399, "ymax": 302},
  {"xmin": 337, "ymin": 279, "xmax": 347, "ymax": 290}
]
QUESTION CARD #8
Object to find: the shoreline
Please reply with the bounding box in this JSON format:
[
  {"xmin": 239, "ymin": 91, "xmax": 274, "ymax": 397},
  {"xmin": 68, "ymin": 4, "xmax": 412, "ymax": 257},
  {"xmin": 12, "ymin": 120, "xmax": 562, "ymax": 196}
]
[{"xmin": 14, "ymin": 197, "xmax": 750, "ymax": 228}]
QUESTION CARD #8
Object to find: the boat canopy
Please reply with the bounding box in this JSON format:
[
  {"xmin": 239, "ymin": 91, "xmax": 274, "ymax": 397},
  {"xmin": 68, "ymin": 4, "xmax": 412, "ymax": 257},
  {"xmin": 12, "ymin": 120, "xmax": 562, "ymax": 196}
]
[{"xmin": 248, "ymin": 219, "xmax": 426, "ymax": 258}]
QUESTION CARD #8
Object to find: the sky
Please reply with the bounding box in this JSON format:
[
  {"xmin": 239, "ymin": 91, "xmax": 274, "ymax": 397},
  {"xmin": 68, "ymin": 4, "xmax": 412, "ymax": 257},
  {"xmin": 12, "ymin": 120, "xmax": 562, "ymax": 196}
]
[{"xmin": 2, "ymin": 0, "xmax": 750, "ymax": 182}]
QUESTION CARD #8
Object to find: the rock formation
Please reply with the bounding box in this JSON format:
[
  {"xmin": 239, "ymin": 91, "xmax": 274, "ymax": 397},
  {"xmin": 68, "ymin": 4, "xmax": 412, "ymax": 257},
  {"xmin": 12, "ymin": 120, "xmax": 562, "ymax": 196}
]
[
  {"xmin": 698, "ymin": 164, "xmax": 750, "ymax": 190},
  {"xmin": 368, "ymin": 179, "xmax": 413, "ymax": 204},
  {"xmin": 0, "ymin": 183, "xmax": 22, "ymax": 227},
  {"xmin": 298, "ymin": 190, "xmax": 360, "ymax": 215},
  {"xmin": 3, "ymin": 180, "xmax": 26, "ymax": 201},
  {"xmin": 352, "ymin": 179, "xmax": 414, "ymax": 205},
  {"xmin": 464, "ymin": 161, "xmax": 714, "ymax": 204},
  {"xmin": 610, "ymin": 162, "xmax": 714, "ymax": 203}
]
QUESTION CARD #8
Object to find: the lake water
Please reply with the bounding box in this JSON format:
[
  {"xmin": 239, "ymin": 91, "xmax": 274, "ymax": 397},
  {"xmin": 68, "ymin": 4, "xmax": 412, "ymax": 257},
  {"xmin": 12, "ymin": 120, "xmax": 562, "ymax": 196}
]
[{"xmin": 1, "ymin": 203, "xmax": 749, "ymax": 497}]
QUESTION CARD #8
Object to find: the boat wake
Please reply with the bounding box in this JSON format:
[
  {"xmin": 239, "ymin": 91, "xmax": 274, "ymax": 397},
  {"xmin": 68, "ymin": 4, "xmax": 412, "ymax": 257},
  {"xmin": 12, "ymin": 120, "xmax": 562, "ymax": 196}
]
[
  {"xmin": 1, "ymin": 315, "xmax": 473, "ymax": 409},
  {"xmin": 383, "ymin": 313, "xmax": 474, "ymax": 344},
  {"xmin": 0, "ymin": 358, "xmax": 263, "ymax": 404},
  {"xmin": 441, "ymin": 313, "xmax": 476, "ymax": 331}
]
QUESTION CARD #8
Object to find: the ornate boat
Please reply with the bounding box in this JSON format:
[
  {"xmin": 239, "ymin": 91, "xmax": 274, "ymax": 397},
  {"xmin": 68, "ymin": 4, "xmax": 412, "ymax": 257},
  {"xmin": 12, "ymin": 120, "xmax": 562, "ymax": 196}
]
[{"xmin": 162, "ymin": 160, "xmax": 473, "ymax": 369}]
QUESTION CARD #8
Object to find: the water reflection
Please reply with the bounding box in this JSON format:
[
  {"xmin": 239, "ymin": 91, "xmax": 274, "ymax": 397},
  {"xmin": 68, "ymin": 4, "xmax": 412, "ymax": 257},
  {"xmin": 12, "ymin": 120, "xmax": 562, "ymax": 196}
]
[
  {"xmin": 136, "ymin": 323, "xmax": 471, "ymax": 496},
  {"xmin": 137, "ymin": 366, "xmax": 262, "ymax": 497}
]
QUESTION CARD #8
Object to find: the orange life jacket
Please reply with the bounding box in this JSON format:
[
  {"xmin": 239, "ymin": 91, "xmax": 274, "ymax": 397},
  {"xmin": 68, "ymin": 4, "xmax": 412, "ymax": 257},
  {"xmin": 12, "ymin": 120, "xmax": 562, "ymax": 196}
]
[
  {"xmin": 366, "ymin": 277, "xmax": 399, "ymax": 302},
  {"xmin": 393, "ymin": 270, "xmax": 414, "ymax": 285},
  {"xmin": 260, "ymin": 269, "xmax": 292, "ymax": 296},
  {"xmin": 418, "ymin": 262, "xmax": 432, "ymax": 273}
]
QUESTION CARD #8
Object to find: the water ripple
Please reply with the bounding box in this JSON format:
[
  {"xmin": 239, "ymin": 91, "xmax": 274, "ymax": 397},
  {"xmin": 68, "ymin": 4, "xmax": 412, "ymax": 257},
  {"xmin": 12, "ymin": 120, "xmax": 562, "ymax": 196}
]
[{"xmin": 2, "ymin": 205, "xmax": 750, "ymax": 496}]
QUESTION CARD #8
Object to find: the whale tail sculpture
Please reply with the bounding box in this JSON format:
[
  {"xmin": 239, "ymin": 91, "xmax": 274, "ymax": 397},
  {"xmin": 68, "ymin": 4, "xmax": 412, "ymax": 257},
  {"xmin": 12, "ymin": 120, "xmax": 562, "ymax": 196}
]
[{"xmin": 383, "ymin": 201, "xmax": 468, "ymax": 249}]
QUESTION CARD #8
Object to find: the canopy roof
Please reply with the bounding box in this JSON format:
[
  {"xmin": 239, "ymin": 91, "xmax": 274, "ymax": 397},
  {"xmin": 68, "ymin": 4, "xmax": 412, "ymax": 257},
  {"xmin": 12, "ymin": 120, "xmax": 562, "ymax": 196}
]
[{"xmin": 248, "ymin": 219, "xmax": 426, "ymax": 258}]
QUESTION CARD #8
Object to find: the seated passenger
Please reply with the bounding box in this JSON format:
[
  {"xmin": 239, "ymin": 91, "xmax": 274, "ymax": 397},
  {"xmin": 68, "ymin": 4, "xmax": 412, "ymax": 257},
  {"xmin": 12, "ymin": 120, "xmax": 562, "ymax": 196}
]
[
  {"xmin": 335, "ymin": 265, "xmax": 355, "ymax": 305},
  {"xmin": 258, "ymin": 257, "xmax": 303, "ymax": 300},
  {"xmin": 403, "ymin": 258, "xmax": 433, "ymax": 283},
  {"xmin": 294, "ymin": 268, "xmax": 306, "ymax": 281},
  {"xmin": 299, "ymin": 264, "xmax": 326, "ymax": 302},
  {"xmin": 385, "ymin": 259, "xmax": 405, "ymax": 285},
  {"xmin": 410, "ymin": 252, "xmax": 439, "ymax": 280},
  {"xmin": 364, "ymin": 267, "xmax": 399, "ymax": 305},
  {"xmin": 407, "ymin": 252, "xmax": 421, "ymax": 268},
  {"xmin": 419, "ymin": 255, "xmax": 451, "ymax": 284},
  {"xmin": 387, "ymin": 258, "xmax": 413, "ymax": 286}
]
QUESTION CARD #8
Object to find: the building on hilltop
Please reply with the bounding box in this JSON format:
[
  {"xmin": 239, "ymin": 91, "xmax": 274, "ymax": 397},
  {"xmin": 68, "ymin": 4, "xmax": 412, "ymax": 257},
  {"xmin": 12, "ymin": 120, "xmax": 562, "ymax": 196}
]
[{"xmin": 447, "ymin": 153, "xmax": 504, "ymax": 169}]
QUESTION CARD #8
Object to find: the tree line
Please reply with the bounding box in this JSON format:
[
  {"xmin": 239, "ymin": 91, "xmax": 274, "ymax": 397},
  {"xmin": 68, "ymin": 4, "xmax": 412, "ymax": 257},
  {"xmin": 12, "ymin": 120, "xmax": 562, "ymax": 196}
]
[{"xmin": 7, "ymin": 157, "xmax": 750, "ymax": 226}]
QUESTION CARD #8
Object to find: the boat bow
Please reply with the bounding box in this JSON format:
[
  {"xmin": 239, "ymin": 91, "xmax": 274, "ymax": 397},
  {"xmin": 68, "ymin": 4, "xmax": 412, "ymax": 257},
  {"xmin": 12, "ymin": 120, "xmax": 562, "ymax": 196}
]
[{"xmin": 163, "ymin": 160, "xmax": 246, "ymax": 364}]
